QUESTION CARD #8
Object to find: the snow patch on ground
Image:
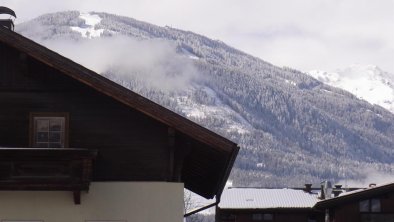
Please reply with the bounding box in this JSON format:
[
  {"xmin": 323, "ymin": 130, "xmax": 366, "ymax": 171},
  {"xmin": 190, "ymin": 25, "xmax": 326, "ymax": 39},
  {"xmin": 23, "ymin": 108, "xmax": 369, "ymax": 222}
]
[
  {"xmin": 256, "ymin": 163, "xmax": 265, "ymax": 168},
  {"xmin": 70, "ymin": 12, "xmax": 104, "ymax": 39},
  {"xmin": 180, "ymin": 48, "xmax": 200, "ymax": 60},
  {"xmin": 228, "ymin": 125, "xmax": 249, "ymax": 134},
  {"xmin": 185, "ymin": 107, "xmax": 206, "ymax": 119},
  {"xmin": 285, "ymin": 79, "xmax": 297, "ymax": 86}
]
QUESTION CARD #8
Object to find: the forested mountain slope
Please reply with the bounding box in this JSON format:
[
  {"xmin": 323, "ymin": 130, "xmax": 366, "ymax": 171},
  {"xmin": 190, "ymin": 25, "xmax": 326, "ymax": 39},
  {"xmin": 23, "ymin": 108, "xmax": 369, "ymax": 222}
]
[{"xmin": 16, "ymin": 11, "xmax": 394, "ymax": 187}]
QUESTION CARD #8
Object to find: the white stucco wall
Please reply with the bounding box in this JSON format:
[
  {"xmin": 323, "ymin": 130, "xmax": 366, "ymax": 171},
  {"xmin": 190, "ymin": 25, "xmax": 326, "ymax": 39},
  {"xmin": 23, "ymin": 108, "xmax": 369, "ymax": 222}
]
[{"xmin": 0, "ymin": 182, "xmax": 183, "ymax": 222}]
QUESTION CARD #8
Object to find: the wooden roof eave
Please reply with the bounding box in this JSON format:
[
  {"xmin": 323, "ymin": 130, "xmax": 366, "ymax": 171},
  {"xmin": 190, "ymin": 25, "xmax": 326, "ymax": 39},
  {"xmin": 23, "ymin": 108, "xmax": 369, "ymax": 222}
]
[
  {"xmin": 214, "ymin": 144, "xmax": 240, "ymax": 198},
  {"xmin": 315, "ymin": 183, "xmax": 394, "ymax": 209},
  {"xmin": 0, "ymin": 27, "xmax": 237, "ymax": 153},
  {"xmin": 218, "ymin": 207, "xmax": 317, "ymax": 213}
]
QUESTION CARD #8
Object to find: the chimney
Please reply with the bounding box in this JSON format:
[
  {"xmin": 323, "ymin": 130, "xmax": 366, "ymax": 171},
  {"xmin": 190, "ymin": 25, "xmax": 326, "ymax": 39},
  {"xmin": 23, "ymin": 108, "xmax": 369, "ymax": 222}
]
[
  {"xmin": 320, "ymin": 181, "xmax": 332, "ymax": 199},
  {"xmin": 304, "ymin": 184, "xmax": 312, "ymax": 193},
  {"xmin": 324, "ymin": 181, "xmax": 333, "ymax": 199},
  {"xmin": 0, "ymin": 6, "xmax": 17, "ymax": 31},
  {"xmin": 319, "ymin": 184, "xmax": 325, "ymax": 200},
  {"xmin": 0, "ymin": 19, "xmax": 14, "ymax": 30},
  {"xmin": 333, "ymin": 184, "xmax": 342, "ymax": 197}
]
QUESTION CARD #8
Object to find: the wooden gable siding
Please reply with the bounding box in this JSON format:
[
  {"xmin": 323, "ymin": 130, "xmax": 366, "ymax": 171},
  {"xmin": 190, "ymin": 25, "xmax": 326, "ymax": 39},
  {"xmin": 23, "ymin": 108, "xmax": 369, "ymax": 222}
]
[
  {"xmin": 0, "ymin": 27, "xmax": 236, "ymax": 152},
  {"xmin": 182, "ymin": 139, "xmax": 228, "ymax": 195},
  {"xmin": 0, "ymin": 42, "xmax": 171, "ymax": 181},
  {"xmin": 0, "ymin": 42, "xmax": 71, "ymax": 91},
  {"xmin": 0, "ymin": 41, "xmax": 234, "ymax": 195},
  {"xmin": 0, "ymin": 27, "xmax": 239, "ymax": 198},
  {"xmin": 329, "ymin": 192, "xmax": 394, "ymax": 222}
]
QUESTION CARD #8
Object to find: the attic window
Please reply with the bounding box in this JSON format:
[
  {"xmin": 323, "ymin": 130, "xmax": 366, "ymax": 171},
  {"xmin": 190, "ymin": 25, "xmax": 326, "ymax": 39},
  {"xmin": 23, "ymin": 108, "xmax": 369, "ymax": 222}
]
[
  {"xmin": 252, "ymin": 214, "xmax": 263, "ymax": 220},
  {"xmin": 220, "ymin": 213, "xmax": 236, "ymax": 221},
  {"xmin": 359, "ymin": 198, "xmax": 381, "ymax": 212},
  {"xmin": 252, "ymin": 214, "xmax": 273, "ymax": 221},
  {"xmin": 30, "ymin": 113, "xmax": 69, "ymax": 148}
]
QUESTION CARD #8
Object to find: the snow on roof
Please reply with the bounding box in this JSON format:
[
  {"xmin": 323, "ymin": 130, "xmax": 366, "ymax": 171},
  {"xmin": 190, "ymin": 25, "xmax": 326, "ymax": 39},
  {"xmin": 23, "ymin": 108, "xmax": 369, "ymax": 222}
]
[
  {"xmin": 336, "ymin": 181, "xmax": 394, "ymax": 198},
  {"xmin": 315, "ymin": 182, "xmax": 394, "ymax": 208},
  {"xmin": 219, "ymin": 187, "xmax": 319, "ymax": 209}
]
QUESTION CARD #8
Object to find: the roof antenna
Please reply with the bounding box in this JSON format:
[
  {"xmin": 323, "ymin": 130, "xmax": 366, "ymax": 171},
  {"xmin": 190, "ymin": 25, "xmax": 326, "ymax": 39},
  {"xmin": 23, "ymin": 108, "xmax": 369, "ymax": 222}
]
[{"xmin": 0, "ymin": 6, "xmax": 17, "ymax": 31}]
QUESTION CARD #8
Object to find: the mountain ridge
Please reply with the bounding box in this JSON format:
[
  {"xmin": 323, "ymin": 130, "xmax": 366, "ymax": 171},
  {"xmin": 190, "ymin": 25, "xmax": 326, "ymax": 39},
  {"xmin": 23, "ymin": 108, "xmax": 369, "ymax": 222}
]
[{"xmin": 15, "ymin": 11, "xmax": 394, "ymax": 187}]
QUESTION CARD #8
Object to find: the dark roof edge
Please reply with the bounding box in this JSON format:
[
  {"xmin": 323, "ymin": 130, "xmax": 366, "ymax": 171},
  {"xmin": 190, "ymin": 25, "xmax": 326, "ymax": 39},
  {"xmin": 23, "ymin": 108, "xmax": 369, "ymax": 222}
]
[
  {"xmin": 315, "ymin": 182, "xmax": 394, "ymax": 209},
  {"xmin": 0, "ymin": 26, "xmax": 237, "ymax": 152},
  {"xmin": 218, "ymin": 207, "xmax": 316, "ymax": 212},
  {"xmin": 225, "ymin": 187, "xmax": 361, "ymax": 190},
  {"xmin": 215, "ymin": 145, "xmax": 240, "ymax": 199},
  {"xmin": 226, "ymin": 187, "xmax": 321, "ymax": 190}
]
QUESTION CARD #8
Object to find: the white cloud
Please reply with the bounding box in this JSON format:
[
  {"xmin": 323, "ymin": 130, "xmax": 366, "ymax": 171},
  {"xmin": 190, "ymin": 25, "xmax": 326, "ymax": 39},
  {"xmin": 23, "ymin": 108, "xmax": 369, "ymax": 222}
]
[
  {"xmin": 337, "ymin": 168, "xmax": 394, "ymax": 187},
  {"xmin": 3, "ymin": 0, "xmax": 394, "ymax": 73},
  {"xmin": 40, "ymin": 36, "xmax": 198, "ymax": 92}
]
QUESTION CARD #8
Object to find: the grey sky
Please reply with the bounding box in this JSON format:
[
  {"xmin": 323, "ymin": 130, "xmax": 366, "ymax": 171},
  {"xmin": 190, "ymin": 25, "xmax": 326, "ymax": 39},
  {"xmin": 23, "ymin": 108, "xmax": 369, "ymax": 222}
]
[{"xmin": 2, "ymin": 0, "xmax": 394, "ymax": 73}]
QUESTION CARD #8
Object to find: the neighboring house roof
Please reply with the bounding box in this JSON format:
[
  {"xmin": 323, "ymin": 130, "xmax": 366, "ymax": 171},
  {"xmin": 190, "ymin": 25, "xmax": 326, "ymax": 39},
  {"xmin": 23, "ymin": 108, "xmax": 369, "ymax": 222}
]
[
  {"xmin": 0, "ymin": 26, "xmax": 239, "ymax": 199},
  {"xmin": 218, "ymin": 187, "xmax": 319, "ymax": 210},
  {"xmin": 315, "ymin": 182, "xmax": 394, "ymax": 209}
]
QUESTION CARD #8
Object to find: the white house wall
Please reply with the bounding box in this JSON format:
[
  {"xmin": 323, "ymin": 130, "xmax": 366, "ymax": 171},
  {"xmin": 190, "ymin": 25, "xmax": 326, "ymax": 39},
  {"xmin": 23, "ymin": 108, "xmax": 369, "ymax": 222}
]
[{"xmin": 0, "ymin": 182, "xmax": 183, "ymax": 222}]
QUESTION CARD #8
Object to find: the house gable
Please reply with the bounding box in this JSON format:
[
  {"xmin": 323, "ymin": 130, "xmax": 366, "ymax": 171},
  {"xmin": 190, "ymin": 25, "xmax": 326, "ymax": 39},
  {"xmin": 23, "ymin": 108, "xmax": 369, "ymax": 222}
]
[
  {"xmin": 0, "ymin": 26, "xmax": 239, "ymax": 199},
  {"xmin": 315, "ymin": 183, "xmax": 394, "ymax": 222}
]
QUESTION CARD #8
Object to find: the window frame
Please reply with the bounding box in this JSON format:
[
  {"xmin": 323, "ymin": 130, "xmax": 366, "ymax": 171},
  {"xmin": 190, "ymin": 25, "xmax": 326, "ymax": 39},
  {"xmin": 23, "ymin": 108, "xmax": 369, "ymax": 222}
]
[
  {"xmin": 29, "ymin": 112, "xmax": 69, "ymax": 148},
  {"xmin": 220, "ymin": 213, "xmax": 236, "ymax": 221},
  {"xmin": 370, "ymin": 198, "xmax": 381, "ymax": 212},
  {"xmin": 251, "ymin": 213, "xmax": 274, "ymax": 221},
  {"xmin": 252, "ymin": 213, "xmax": 263, "ymax": 221},
  {"xmin": 85, "ymin": 221, "xmax": 127, "ymax": 222},
  {"xmin": 359, "ymin": 198, "xmax": 381, "ymax": 213},
  {"xmin": 263, "ymin": 213, "xmax": 274, "ymax": 221}
]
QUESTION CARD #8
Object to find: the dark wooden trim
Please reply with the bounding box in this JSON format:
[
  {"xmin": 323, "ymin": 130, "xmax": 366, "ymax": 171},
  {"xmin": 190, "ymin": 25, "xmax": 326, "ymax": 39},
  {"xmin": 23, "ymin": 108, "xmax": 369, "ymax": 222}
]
[
  {"xmin": 218, "ymin": 207, "xmax": 319, "ymax": 213},
  {"xmin": 167, "ymin": 127, "xmax": 176, "ymax": 181},
  {"xmin": 185, "ymin": 199, "xmax": 220, "ymax": 217},
  {"xmin": 215, "ymin": 144, "xmax": 240, "ymax": 197},
  {"xmin": 73, "ymin": 190, "xmax": 81, "ymax": 205},
  {"xmin": 0, "ymin": 147, "xmax": 97, "ymax": 158},
  {"xmin": 0, "ymin": 148, "xmax": 97, "ymax": 197},
  {"xmin": 0, "ymin": 184, "xmax": 90, "ymax": 191},
  {"xmin": 174, "ymin": 141, "xmax": 192, "ymax": 182},
  {"xmin": 173, "ymin": 150, "xmax": 184, "ymax": 182},
  {"xmin": 315, "ymin": 183, "xmax": 394, "ymax": 209},
  {"xmin": 29, "ymin": 112, "xmax": 70, "ymax": 148}
]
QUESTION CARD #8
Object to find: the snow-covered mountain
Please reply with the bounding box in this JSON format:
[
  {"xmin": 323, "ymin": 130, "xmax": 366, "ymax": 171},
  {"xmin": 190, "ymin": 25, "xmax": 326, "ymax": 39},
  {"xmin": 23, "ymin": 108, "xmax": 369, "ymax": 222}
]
[
  {"xmin": 15, "ymin": 11, "xmax": 394, "ymax": 187},
  {"xmin": 308, "ymin": 65, "xmax": 394, "ymax": 113}
]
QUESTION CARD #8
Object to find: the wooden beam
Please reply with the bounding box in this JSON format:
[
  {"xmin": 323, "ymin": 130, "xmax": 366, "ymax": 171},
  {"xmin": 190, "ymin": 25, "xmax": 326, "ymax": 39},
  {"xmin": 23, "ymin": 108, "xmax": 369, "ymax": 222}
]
[
  {"xmin": 168, "ymin": 127, "xmax": 176, "ymax": 181},
  {"xmin": 173, "ymin": 142, "xmax": 192, "ymax": 182},
  {"xmin": 0, "ymin": 148, "xmax": 96, "ymax": 204},
  {"xmin": 73, "ymin": 190, "xmax": 81, "ymax": 205}
]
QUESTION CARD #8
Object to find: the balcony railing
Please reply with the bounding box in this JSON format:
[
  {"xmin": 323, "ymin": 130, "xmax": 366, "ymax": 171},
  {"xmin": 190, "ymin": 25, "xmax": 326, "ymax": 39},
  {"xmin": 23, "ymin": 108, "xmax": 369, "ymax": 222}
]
[{"xmin": 0, "ymin": 148, "xmax": 97, "ymax": 204}]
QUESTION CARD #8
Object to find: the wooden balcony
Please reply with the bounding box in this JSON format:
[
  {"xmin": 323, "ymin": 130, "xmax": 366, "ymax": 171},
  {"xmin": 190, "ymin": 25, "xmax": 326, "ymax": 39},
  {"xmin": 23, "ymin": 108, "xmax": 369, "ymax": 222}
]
[{"xmin": 0, "ymin": 148, "xmax": 97, "ymax": 204}]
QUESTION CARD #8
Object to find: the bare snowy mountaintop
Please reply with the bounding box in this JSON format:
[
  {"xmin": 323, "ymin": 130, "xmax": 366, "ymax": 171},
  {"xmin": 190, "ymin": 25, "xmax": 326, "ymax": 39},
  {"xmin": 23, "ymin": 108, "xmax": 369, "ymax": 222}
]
[{"xmin": 308, "ymin": 65, "xmax": 394, "ymax": 113}]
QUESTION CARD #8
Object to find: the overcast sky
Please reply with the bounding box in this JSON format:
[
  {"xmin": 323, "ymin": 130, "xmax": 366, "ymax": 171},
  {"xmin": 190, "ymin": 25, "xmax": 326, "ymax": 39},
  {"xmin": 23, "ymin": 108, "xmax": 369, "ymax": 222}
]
[{"xmin": 3, "ymin": 0, "xmax": 394, "ymax": 73}]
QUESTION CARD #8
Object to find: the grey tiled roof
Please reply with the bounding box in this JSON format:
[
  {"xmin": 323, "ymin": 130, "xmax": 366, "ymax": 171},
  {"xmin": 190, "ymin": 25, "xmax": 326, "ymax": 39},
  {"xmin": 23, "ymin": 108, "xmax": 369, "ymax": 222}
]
[{"xmin": 219, "ymin": 187, "xmax": 319, "ymax": 209}]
